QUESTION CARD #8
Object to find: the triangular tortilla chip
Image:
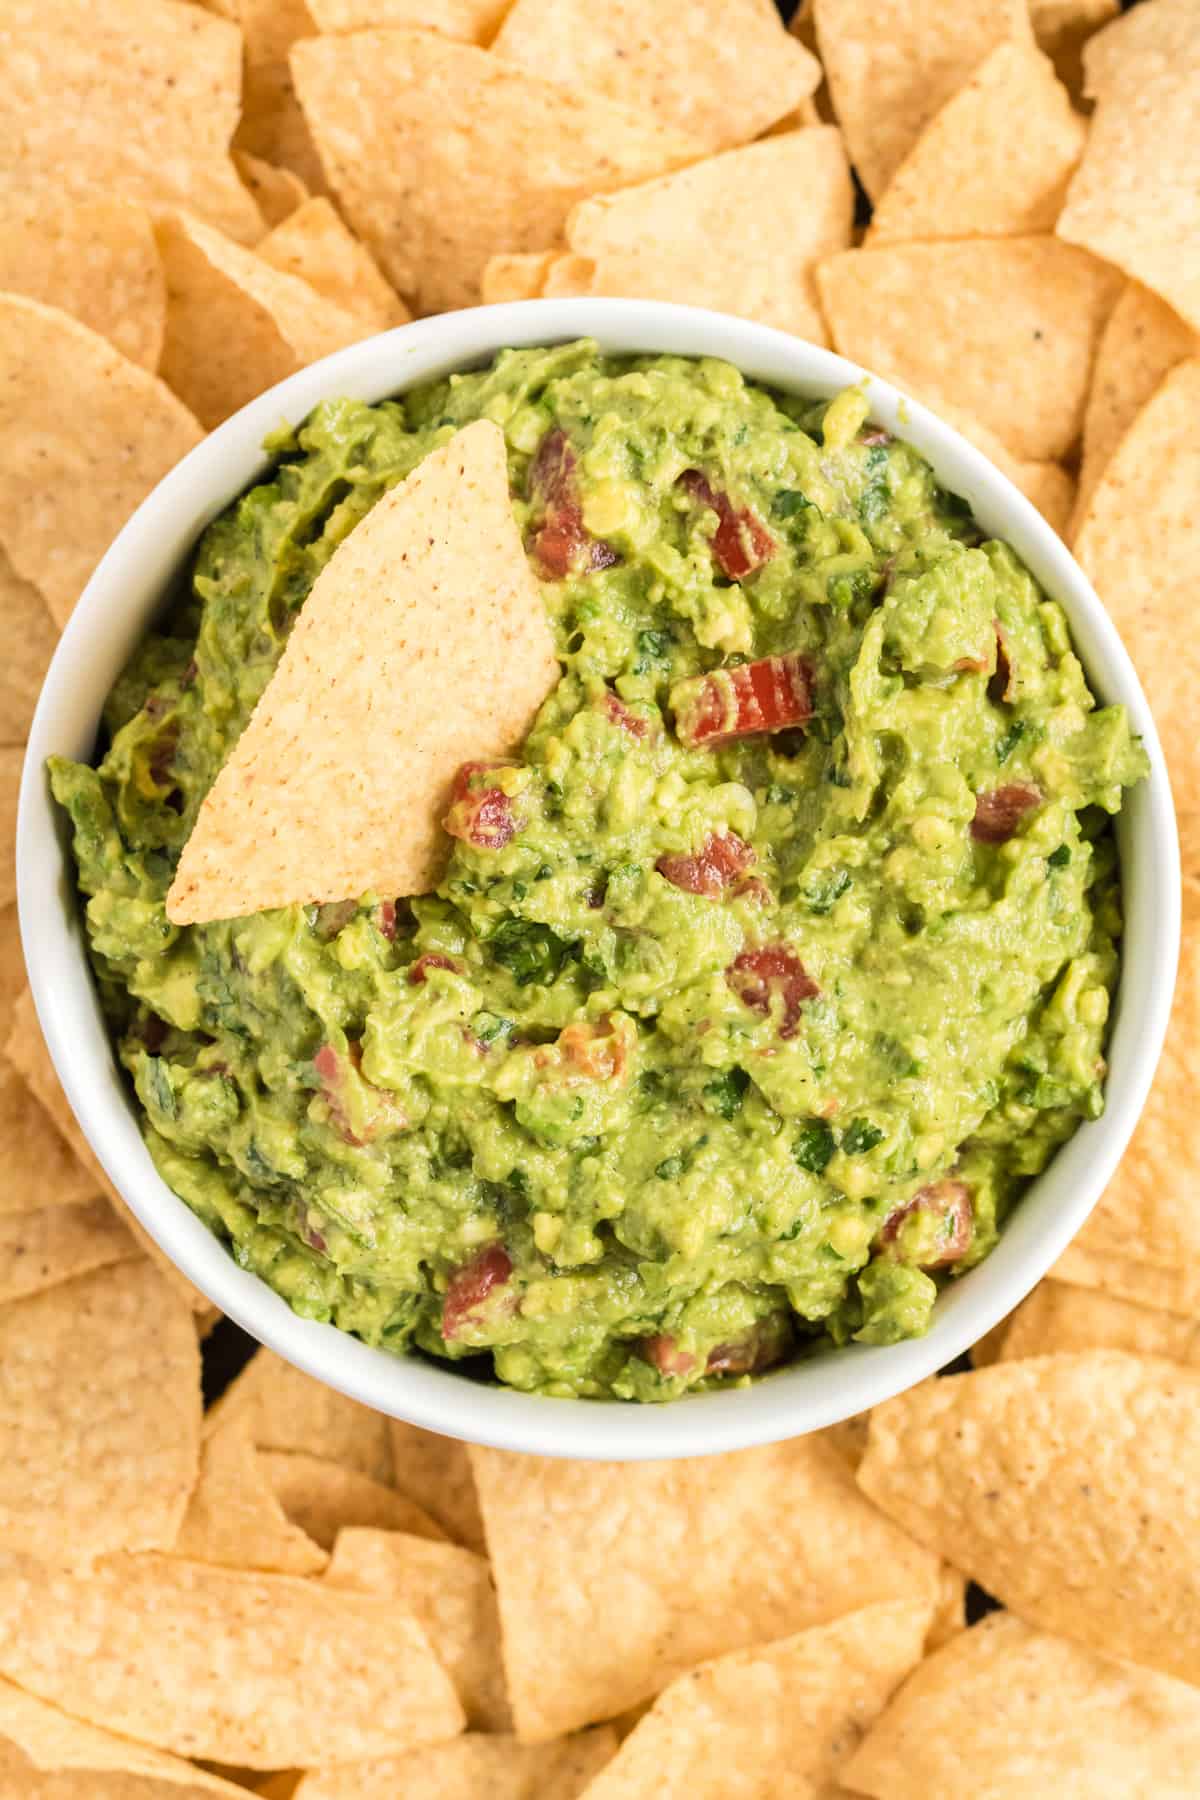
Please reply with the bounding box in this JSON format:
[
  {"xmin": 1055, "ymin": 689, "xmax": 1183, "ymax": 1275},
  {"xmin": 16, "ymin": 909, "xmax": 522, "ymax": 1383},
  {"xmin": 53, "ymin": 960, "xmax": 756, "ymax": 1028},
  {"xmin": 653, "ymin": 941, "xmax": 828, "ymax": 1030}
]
[
  {"xmin": 845, "ymin": 1611, "xmax": 1200, "ymax": 1799},
  {"xmin": 858, "ymin": 1352, "xmax": 1200, "ymax": 1686},
  {"xmin": 0, "ymin": 552, "xmax": 59, "ymax": 746},
  {"xmin": 1054, "ymin": 1240, "xmax": 1200, "ymax": 1318},
  {"xmin": 0, "ymin": 748, "xmax": 19, "ymax": 912},
  {"xmin": 491, "ymin": 0, "xmax": 820, "ymax": 153},
  {"xmin": 540, "ymin": 254, "xmax": 597, "ymax": 300},
  {"xmin": 563, "ymin": 128, "xmax": 853, "ymax": 344},
  {"xmin": 388, "ymin": 1419, "xmax": 485, "ymax": 1551},
  {"xmin": 172, "ymin": 1411, "xmax": 329, "ymax": 1577},
  {"xmin": 470, "ymin": 1436, "xmax": 943, "ymax": 1741},
  {"xmin": 1057, "ymin": 0, "xmax": 1200, "ymax": 333},
  {"xmin": 816, "ymin": 238, "xmax": 1122, "ymax": 461},
  {"xmin": 0, "ymin": 1196, "xmax": 137, "ymax": 1305},
  {"xmin": 233, "ymin": 152, "xmax": 310, "ymax": 232},
  {"xmin": 213, "ymin": 1349, "xmax": 394, "ymax": 1484},
  {"xmin": 996, "ymin": 1278, "xmax": 1200, "ymax": 1366},
  {"xmin": 0, "ymin": 1059, "xmax": 96, "ymax": 1216},
  {"xmin": 225, "ymin": 0, "xmax": 329, "ymax": 195},
  {"xmin": 167, "ymin": 420, "xmax": 558, "ymax": 922},
  {"xmin": 261, "ymin": 1452, "xmax": 446, "ymax": 1549},
  {"xmin": 577, "ymin": 1602, "xmax": 930, "ymax": 1800},
  {"xmin": 0, "ymin": 192, "xmax": 164, "ymax": 371},
  {"xmin": 480, "ymin": 251, "xmax": 559, "ymax": 305},
  {"xmin": 256, "ymin": 198, "xmax": 410, "ymax": 331},
  {"xmin": 0, "ymin": 0, "xmax": 261, "ymax": 243},
  {"xmin": 925, "ymin": 402, "xmax": 1076, "ymax": 535},
  {"xmin": 0, "ymin": 1675, "xmax": 250, "ymax": 1794},
  {"xmin": 307, "ymin": 0, "xmax": 510, "ymax": 35},
  {"xmin": 290, "ymin": 30, "xmax": 703, "ymax": 312},
  {"xmin": 868, "ymin": 44, "xmax": 1085, "ymax": 244},
  {"xmin": 0, "ymin": 296, "xmax": 202, "ymax": 627},
  {"xmin": 292, "ymin": 1729, "xmax": 618, "ymax": 1800}
]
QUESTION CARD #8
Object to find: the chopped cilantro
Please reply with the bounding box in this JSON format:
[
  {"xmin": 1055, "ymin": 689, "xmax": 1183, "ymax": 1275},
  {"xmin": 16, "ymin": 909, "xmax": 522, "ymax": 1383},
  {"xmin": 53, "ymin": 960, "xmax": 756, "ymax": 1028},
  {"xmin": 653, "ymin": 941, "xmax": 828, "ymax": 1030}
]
[
  {"xmin": 841, "ymin": 1118, "xmax": 884, "ymax": 1155},
  {"xmin": 804, "ymin": 868, "xmax": 851, "ymax": 915},
  {"xmin": 997, "ymin": 719, "xmax": 1027, "ymax": 764},
  {"xmin": 772, "ymin": 488, "xmax": 813, "ymax": 520},
  {"xmin": 793, "ymin": 1121, "xmax": 835, "ymax": 1175},
  {"xmin": 702, "ymin": 1068, "xmax": 750, "ymax": 1119},
  {"xmin": 489, "ymin": 917, "xmax": 571, "ymax": 987},
  {"xmin": 1047, "ymin": 844, "xmax": 1070, "ymax": 868}
]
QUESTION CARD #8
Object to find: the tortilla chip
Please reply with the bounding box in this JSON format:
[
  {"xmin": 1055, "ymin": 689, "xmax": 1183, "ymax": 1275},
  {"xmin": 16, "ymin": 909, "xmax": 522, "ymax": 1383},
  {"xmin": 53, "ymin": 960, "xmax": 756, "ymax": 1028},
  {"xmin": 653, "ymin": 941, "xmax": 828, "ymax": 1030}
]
[
  {"xmin": 928, "ymin": 1565, "xmax": 967, "ymax": 1652},
  {"xmin": 480, "ymin": 252, "xmax": 558, "ymax": 305},
  {"xmin": 968, "ymin": 1312, "xmax": 1014, "ymax": 1366},
  {"xmin": 1073, "ymin": 359, "xmax": 1200, "ymax": 802},
  {"xmin": 227, "ymin": 0, "xmax": 328, "ymax": 196},
  {"xmin": 260, "ymin": 1452, "xmax": 446, "ymax": 1549},
  {"xmin": 1054, "ymin": 1240, "xmax": 1200, "ymax": 1318},
  {"xmin": 0, "ymin": 1260, "xmax": 200, "ymax": 1564},
  {"xmin": 0, "ymin": 1550, "xmax": 465, "ymax": 1768},
  {"xmin": 256, "ymin": 1779, "xmax": 302, "ymax": 1800},
  {"xmin": 234, "ymin": 152, "xmax": 310, "ymax": 231},
  {"xmin": 256, "ymin": 198, "xmax": 410, "ymax": 331},
  {"xmin": 326, "ymin": 1527, "xmax": 509, "ymax": 1729},
  {"xmin": 901, "ymin": 399, "xmax": 1076, "ymax": 536},
  {"xmin": 868, "ymin": 45, "xmax": 1085, "ymax": 245},
  {"xmin": 858, "ymin": 1351, "xmax": 1200, "ymax": 1686},
  {"xmin": 816, "ymin": 238, "xmax": 1121, "ymax": 462},
  {"xmin": 167, "ymin": 420, "xmax": 558, "ymax": 922},
  {"xmin": 172, "ymin": 1411, "xmax": 329, "ymax": 1576},
  {"xmin": 0, "ymin": 0, "xmax": 261, "ymax": 243},
  {"xmin": 0, "ymin": 1196, "xmax": 138, "ymax": 1305},
  {"xmin": 470, "ymin": 1435, "xmax": 943, "ymax": 1742},
  {"xmin": 845, "ymin": 1611, "xmax": 1200, "ymax": 1798},
  {"xmin": 1073, "ymin": 282, "xmax": 1197, "ymax": 531},
  {"xmin": 388, "ymin": 1419, "xmax": 486, "ymax": 1551},
  {"xmin": 540, "ymin": 255, "xmax": 597, "ymax": 300},
  {"xmin": 156, "ymin": 211, "xmax": 372, "ymax": 430},
  {"xmin": 491, "ymin": 0, "xmax": 819, "ymax": 154},
  {"xmin": 1031, "ymin": 0, "xmax": 1119, "ymax": 97},
  {"xmin": 1057, "ymin": 0, "xmax": 1200, "ymax": 333},
  {"xmin": 812, "ymin": 0, "xmax": 1032, "ymax": 200},
  {"xmin": 306, "ymin": 0, "xmax": 510, "ymax": 35},
  {"xmin": 0, "ymin": 192, "xmax": 164, "ymax": 372},
  {"xmin": 562, "ymin": 129, "xmax": 852, "ymax": 344},
  {"xmin": 0, "ymin": 1059, "xmax": 95, "ymax": 1216},
  {"xmin": 997, "ymin": 1278, "xmax": 1200, "ymax": 1366},
  {"xmin": 819, "ymin": 1410, "xmax": 872, "ymax": 1474},
  {"xmin": 0, "ymin": 552, "xmax": 58, "ymax": 746},
  {"xmin": 213, "ymin": 1349, "xmax": 393, "ymax": 1484},
  {"xmin": 577, "ymin": 1601, "xmax": 930, "ymax": 1800},
  {"xmin": 290, "ymin": 30, "xmax": 703, "ymax": 313},
  {"xmin": 292, "ymin": 1729, "xmax": 618, "ymax": 1800},
  {"xmin": 0, "ymin": 749, "xmax": 18, "ymax": 912},
  {"xmin": 0, "ymin": 295, "xmax": 203, "ymax": 627}
]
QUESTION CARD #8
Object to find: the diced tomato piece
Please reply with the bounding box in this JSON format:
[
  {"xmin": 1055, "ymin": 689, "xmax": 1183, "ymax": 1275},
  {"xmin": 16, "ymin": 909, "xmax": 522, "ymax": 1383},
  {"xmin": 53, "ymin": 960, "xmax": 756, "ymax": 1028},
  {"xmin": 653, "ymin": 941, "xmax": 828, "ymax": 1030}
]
[
  {"xmin": 600, "ymin": 691, "xmax": 650, "ymax": 739},
  {"xmin": 971, "ymin": 783, "xmax": 1041, "ymax": 844},
  {"xmin": 670, "ymin": 653, "xmax": 814, "ymax": 749},
  {"xmin": 444, "ymin": 762, "xmax": 519, "ymax": 851},
  {"xmin": 727, "ymin": 945, "xmax": 818, "ymax": 1039},
  {"xmin": 707, "ymin": 1315, "xmax": 791, "ymax": 1377},
  {"xmin": 408, "ymin": 952, "xmax": 461, "ymax": 984},
  {"xmin": 656, "ymin": 831, "xmax": 754, "ymax": 899},
  {"xmin": 678, "ymin": 468, "xmax": 775, "ymax": 580},
  {"xmin": 377, "ymin": 900, "xmax": 397, "ymax": 941},
  {"xmin": 527, "ymin": 427, "xmax": 619, "ymax": 578},
  {"xmin": 554, "ymin": 1015, "xmax": 631, "ymax": 1084},
  {"xmin": 989, "ymin": 621, "xmax": 1016, "ymax": 704},
  {"xmin": 639, "ymin": 1334, "xmax": 697, "ymax": 1378},
  {"xmin": 442, "ymin": 1243, "xmax": 514, "ymax": 1341},
  {"xmin": 313, "ymin": 1040, "xmax": 406, "ymax": 1146},
  {"xmin": 879, "ymin": 1178, "xmax": 973, "ymax": 1270}
]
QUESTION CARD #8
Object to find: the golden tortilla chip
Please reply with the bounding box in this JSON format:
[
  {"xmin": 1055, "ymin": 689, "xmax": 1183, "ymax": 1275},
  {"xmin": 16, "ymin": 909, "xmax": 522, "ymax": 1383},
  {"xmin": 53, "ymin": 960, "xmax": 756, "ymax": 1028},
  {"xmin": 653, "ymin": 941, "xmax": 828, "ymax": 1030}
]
[
  {"xmin": 968, "ymin": 1313, "xmax": 1014, "ymax": 1366},
  {"xmin": 214, "ymin": 1349, "xmax": 393, "ymax": 1484},
  {"xmin": 928, "ymin": 1565, "xmax": 967, "ymax": 1653},
  {"xmin": 156, "ymin": 211, "xmax": 372, "ymax": 430},
  {"xmin": 562, "ymin": 129, "xmax": 852, "ymax": 343},
  {"xmin": 256, "ymin": 1779, "xmax": 302, "ymax": 1800},
  {"xmin": 0, "ymin": 192, "xmax": 164, "ymax": 371},
  {"xmin": 1073, "ymin": 359, "xmax": 1200, "ymax": 800},
  {"xmin": 845, "ymin": 1611, "xmax": 1200, "ymax": 1799},
  {"xmin": 290, "ymin": 30, "xmax": 703, "ymax": 313},
  {"xmin": 470, "ymin": 1435, "xmax": 943, "ymax": 1742},
  {"xmin": 261, "ymin": 1452, "xmax": 446, "ymax": 1549},
  {"xmin": 540, "ymin": 255, "xmax": 596, "ymax": 300},
  {"xmin": 480, "ymin": 252, "xmax": 558, "ymax": 305},
  {"xmin": 234, "ymin": 152, "xmax": 309, "ymax": 231},
  {"xmin": 0, "ymin": 296, "xmax": 202, "ymax": 627},
  {"xmin": 292, "ymin": 1728, "xmax": 618, "ymax": 1800},
  {"xmin": 1057, "ymin": 0, "xmax": 1200, "ymax": 333},
  {"xmin": 0, "ymin": 1260, "xmax": 200, "ymax": 1564},
  {"xmin": 0, "ymin": 0, "xmax": 261, "ymax": 243},
  {"xmin": 0, "ymin": 749, "xmax": 18, "ymax": 911},
  {"xmin": 256, "ymin": 198, "xmax": 410, "ymax": 331},
  {"xmin": 0, "ymin": 907, "xmax": 26, "ymax": 1034},
  {"xmin": 868, "ymin": 44, "xmax": 1085, "ymax": 245},
  {"xmin": 858, "ymin": 1351, "xmax": 1200, "ymax": 1686},
  {"xmin": 225, "ymin": 0, "xmax": 328, "ymax": 195},
  {"xmin": 816, "ymin": 238, "xmax": 1121, "ymax": 462},
  {"xmin": 491, "ymin": 0, "xmax": 819, "ymax": 153},
  {"xmin": 904, "ymin": 399, "xmax": 1076, "ymax": 536},
  {"xmin": 0, "ymin": 552, "xmax": 58, "ymax": 746},
  {"xmin": 997, "ymin": 1278, "xmax": 1200, "ymax": 1366},
  {"xmin": 172, "ymin": 1411, "xmax": 328, "ymax": 1576},
  {"xmin": 0, "ymin": 1060, "xmax": 95, "ymax": 1216},
  {"xmin": 812, "ymin": 0, "xmax": 1032, "ymax": 200},
  {"xmin": 1073, "ymin": 282, "xmax": 1197, "ymax": 531},
  {"xmin": 1054, "ymin": 1239, "xmax": 1200, "ymax": 1318},
  {"xmin": 578, "ymin": 1601, "xmax": 930, "ymax": 1800},
  {"xmin": 167, "ymin": 420, "xmax": 558, "ymax": 922},
  {"xmin": 326, "ymin": 1526, "xmax": 509, "ymax": 1731},
  {"xmin": 0, "ymin": 1550, "xmax": 465, "ymax": 1768},
  {"xmin": 306, "ymin": 0, "xmax": 510, "ymax": 35},
  {"xmin": 388, "ymin": 1420, "xmax": 486, "ymax": 1551},
  {"xmin": 0, "ymin": 1196, "xmax": 138, "ymax": 1305}
]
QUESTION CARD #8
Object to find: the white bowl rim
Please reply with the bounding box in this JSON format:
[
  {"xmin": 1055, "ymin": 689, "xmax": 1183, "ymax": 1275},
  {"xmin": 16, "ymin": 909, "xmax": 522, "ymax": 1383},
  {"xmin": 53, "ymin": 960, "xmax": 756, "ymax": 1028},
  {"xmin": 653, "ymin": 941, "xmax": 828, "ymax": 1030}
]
[{"xmin": 18, "ymin": 298, "xmax": 1180, "ymax": 1461}]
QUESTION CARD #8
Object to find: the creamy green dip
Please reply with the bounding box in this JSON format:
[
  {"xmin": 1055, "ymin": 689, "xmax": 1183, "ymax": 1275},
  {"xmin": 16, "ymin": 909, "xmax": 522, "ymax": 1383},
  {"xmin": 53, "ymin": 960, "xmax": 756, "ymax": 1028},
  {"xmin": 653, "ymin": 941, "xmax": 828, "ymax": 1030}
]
[{"xmin": 51, "ymin": 343, "xmax": 1146, "ymax": 1399}]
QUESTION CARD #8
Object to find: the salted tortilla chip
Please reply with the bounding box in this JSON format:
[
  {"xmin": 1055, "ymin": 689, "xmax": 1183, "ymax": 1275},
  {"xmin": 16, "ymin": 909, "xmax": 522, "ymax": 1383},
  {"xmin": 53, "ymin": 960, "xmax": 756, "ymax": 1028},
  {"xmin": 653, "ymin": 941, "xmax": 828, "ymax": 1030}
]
[
  {"xmin": 291, "ymin": 31, "xmax": 703, "ymax": 313},
  {"xmin": 0, "ymin": 1550, "xmax": 465, "ymax": 1767},
  {"xmin": 0, "ymin": 907, "xmax": 26, "ymax": 1034},
  {"xmin": 0, "ymin": 0, "xmax": 260, "ymax": 243},
  {"xmin": 1073, "ymin": 359, "xmax": 1200, "ymax": 800},
  {"xmin": 480, "ymin": 252, "xmax": 558, "ymax": 305},
  {"xmin": 261, "ymin": 1452, "xmax": 446, "ymax": 1549},
  {"xmin": 578, "ymin": 1601, "xmax": 930, "ymax": 1800},
  {"xmin": 540, "ymin": 255, "xmax": 596, "ymax": 300},
  {"xmin": 256, "ymin": 198, "xmax": 410, "ymax": 331},
  {"xmin": 307, "ymin": 0, "xmax": 510, "ymax": 34},
  {"xmin": 0, "ymin": 749, "xmax": 18, "ymax": 911},
  {"xmin": 997, "ymin": 1279, "xmax": 1200, "ymax": 1366},
  {"xmin": 491, "ymin": 0, "xmax": 819, "ymax": 153},
  {"xmin": 0, "ymin": 1060, "xmax": 95, "ymax": 1216},
  {"xmin": 0, "ymin": 1196, "xmax": 138, "ymax": 1304},
  {"xmin": 868, "ymin": 45, "xmax": 1084, "ymax": 245},
  {"xmin": 858, "ymin": 1351, "xmax": 1200, "ymax": 1686},
  {"xmin": 226, "ymin": 0, "xmax": 328, "ymax": 195},
  {"xmin": 168, "ymin": 421, "xmax": 558, "ymax": 922},
  {"xmin": 968, "ymin": 1313, "xmax": 1014, "ymax": 1366},
  {"xmin": 388, "ymin": 1420, "xmax": 486, "ymax": 1551},
  {"xmin": 0, "ymin": 552, "xmax": 58, "ymax": 746},
  {"xmin": 156, "ymin": 211, "xmax": 371, "ymax": 430},
  {"xmin": 928, "ymin": 403, "xmax": 1076, "ymax": 536},
  {"xmin": 1031, "ymin": 0, "xmax": 1119, "ymax": 96},
  {"xmin": 0, "ymin": 296, "xmax": 202, "ymax": 627},
  {"xmin": 1058, "ymin": 0, "xmax": 1200, "ymax": 333},
  {"xmin": 0, "ymin": 1261, "xmax": 200, "ymax": 1564},
  {"xmin": 928, "ymin": 1565, "xmax": 967, "ymax": 1652},
  {"xmin": 234, "ymin": 152, "xmax": 309, "ymax": 231},
  {"xmin": 816, "ymin": 238, "xmax": 1121, "ymax": 462},
  {"xmin": 0, "ymin": 192, "xmax": 164, "ymax": 371},
  {"xmin": 292, "ymin": 1729, "xmax": 618, "ymax": 1800},
  {"xmin": 845, "ymin": 1611, "xmax": 1200, "ymax": 1798},
  {"xmin": 563, "ymin": 129, "xmax": 853, "ymax": 344},
  {"xmin": 172, "ymin": 1412, "xmax": 328, "ymax": 1576},
  {"xmin": 1054, "ymin": 1240, "xmax": 1200, "ymax": 1318},
  {"xmin": 812, "ymin": 0, "xmax": 1032, "ymax": 200},
  {"xmin": 1073, "ymin": 282, "xmax": 1197, "ymax": 530},
  {"xmin": 214, "ymin": 1349, "xmax": 394, "ymax": 1484},
  {"xmin": 470, "ymin": 1436, "xmax": 943, "ymax": 1741}
]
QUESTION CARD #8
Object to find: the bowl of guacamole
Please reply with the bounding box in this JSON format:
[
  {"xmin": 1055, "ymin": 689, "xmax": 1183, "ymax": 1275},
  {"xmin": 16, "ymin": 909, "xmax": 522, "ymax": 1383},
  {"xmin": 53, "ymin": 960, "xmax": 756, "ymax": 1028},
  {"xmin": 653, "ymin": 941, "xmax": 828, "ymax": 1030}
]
[{"xmin": 20, "ymin": 303, "xmax": 1178, "ymax": 1457}]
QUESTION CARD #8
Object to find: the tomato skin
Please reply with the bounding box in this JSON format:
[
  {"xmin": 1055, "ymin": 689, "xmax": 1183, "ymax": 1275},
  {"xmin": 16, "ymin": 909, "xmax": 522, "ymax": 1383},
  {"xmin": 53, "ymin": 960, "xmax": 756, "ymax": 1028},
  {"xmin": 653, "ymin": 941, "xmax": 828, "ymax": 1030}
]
[
  {"xmin": 971, "ymin": 784, "xmax": 1041, "ymax": 843},
  {"xmin": 879, "ymin": 1178, "xmax": 973, "ymax": 1270},
  {"xmin": 442, "ymin": 1244, "xmax": 514, "ymax": 1341},
  {"xmin": 671, "ymin": 653, "xmax": 814, "ymax": 749},
  {"xmin": 677, "ymin": 468, "xmax": 775, "ymax": 580},
  {"xmin": 727, "ymin": 945, "xmax": 819, "ymax": 1039},
  {"xmin": 656, "ymin": 831, "xmax": 754, "ymax": 899}
]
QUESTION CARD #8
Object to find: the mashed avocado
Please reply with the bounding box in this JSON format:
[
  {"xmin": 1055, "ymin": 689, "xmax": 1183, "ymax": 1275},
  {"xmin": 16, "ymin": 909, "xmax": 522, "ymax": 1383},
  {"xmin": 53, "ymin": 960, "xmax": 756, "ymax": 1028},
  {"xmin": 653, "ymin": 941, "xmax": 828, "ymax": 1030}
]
[{"xmin": 51, "ymin": 343, "xmax": 1146, "ymax": 1399}]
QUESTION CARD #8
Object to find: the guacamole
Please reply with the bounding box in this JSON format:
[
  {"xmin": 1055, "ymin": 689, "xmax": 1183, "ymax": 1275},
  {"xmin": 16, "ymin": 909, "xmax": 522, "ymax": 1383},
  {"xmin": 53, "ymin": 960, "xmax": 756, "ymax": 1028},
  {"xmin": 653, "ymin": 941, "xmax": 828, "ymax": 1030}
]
[{"xmin": 51, "ymin": 343, "xmax": 1146, "ymax": 1399}]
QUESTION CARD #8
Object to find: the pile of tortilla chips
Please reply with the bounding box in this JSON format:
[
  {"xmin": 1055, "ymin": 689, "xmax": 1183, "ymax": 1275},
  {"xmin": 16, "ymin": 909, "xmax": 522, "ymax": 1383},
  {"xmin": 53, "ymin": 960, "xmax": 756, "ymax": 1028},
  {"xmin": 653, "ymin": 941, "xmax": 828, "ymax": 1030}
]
[{"xmin": 1, "ymin": 0, "xmax": 1200, "ymax": 1792}]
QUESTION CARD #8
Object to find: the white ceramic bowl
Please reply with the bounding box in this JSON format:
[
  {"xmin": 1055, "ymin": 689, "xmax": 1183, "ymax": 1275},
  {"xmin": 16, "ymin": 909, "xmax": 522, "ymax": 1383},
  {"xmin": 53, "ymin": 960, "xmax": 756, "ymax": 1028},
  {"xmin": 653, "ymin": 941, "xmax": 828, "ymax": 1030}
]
[{"xmin": 18, "ymin": 300, "xmax": 1179, "ymax": 1460}]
